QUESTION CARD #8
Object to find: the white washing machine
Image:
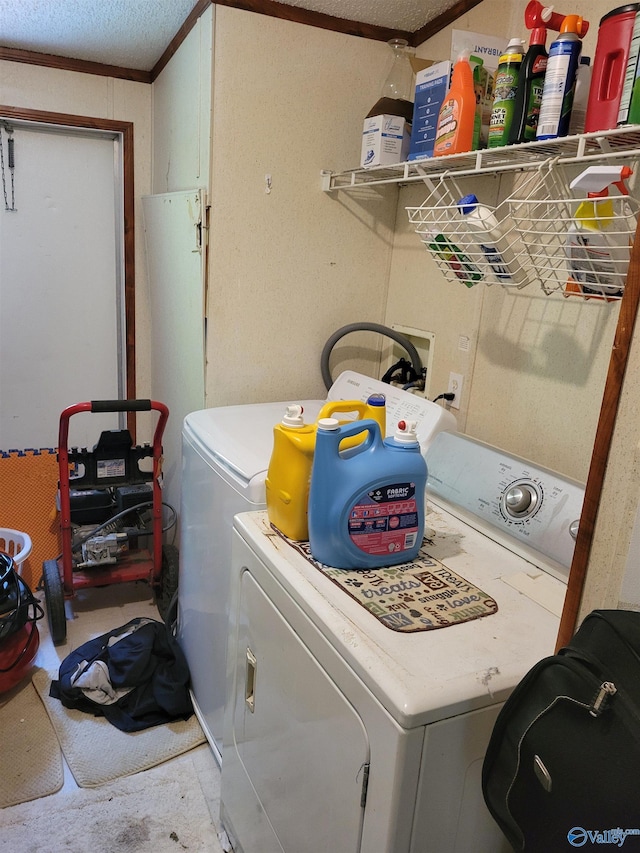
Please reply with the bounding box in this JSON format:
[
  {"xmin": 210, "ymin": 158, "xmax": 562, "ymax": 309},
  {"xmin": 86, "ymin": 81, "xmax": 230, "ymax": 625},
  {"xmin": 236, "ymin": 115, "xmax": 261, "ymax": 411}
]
[
  {"xmin": 177, "ymin": 371, "xmax": 457, "ymax": 760},
  {"xmin": 220, "ymin": 431, "xmax": 585, "ymax": 853}
]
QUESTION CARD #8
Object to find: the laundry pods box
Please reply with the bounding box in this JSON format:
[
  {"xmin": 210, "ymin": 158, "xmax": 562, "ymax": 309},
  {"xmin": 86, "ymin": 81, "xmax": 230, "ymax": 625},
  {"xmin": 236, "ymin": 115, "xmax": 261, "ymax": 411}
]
[
  {"xmin": 361, "ymin": 114, "xmax": 411, "ymax": 168},
  {"xmin": 408, "ymin": 60, "xmax": 452, "ymax": 161}
]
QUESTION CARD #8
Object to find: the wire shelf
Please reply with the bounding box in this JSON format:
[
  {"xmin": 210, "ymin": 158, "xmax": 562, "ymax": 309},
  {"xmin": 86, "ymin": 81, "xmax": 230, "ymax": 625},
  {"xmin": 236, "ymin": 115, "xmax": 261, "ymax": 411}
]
[{"xmin": 322, "ymin": 126, "xmax": 640, "ymax": 192}]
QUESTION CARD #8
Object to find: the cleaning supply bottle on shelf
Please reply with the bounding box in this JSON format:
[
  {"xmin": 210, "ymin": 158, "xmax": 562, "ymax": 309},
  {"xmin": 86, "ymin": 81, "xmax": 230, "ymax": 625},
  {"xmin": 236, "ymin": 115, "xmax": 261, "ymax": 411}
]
[
  {"xmin": 265, "ymin": 396, "xmax": 387, "ymax": 541},
  {"xmin": 488, "ymin": 38, "xmax": 525, "ymax": 148},
  {"xmin": 537, "ymin": 14, "xmax": 590, "ymax": 140},
  {"xmin": 433, "ymin": 52, "xmax": 477, "ymax": 157},
  {"xmin": 510, "ymin": 1, "xmax": 577, "ymax": 143},
  {"xmin": 427, "ymin": 232, "xmax": 483, "ymax": 287},
  {"xmin": 565, "ymin": 165, "xmax": 634, "ymax": 298},
  {"xmin": 456, "ymin": 194, "xmax": 528, "ymax": 286},
  {"xmin": 308, "ymin": 418, "xmax": 427, "ymax": 569},
  {"xmin": 568, "ymin": 56, "xmax": 592, "ymax": 135},
  {"xmin": 508, "ymin": 27, "xmax": 549, "ymax": 144},
  {"xmin": 586, "ymin": 4, "xmax": 640, "ymax": 132},
  {"xmin": 469, "ymin": 55, "xmax": 486, "ymax": 149}
]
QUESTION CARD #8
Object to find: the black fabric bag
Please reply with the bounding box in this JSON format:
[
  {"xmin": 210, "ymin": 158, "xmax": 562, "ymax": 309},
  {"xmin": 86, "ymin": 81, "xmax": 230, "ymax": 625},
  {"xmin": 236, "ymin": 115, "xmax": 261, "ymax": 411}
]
[
  {"xmin": 482, "ymin": 609, "xmax": 640, "ymax": 852},
  {"xmin": 50, "ymin": 610, "xmax": 194, "ymax": 732}
]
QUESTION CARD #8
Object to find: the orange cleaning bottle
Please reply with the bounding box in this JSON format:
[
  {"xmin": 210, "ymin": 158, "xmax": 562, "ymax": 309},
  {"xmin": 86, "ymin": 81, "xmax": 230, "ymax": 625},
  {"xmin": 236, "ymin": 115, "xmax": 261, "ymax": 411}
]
[{"xmin": 433, "ymin": 53, "xmax": 477, "ymax": 157}]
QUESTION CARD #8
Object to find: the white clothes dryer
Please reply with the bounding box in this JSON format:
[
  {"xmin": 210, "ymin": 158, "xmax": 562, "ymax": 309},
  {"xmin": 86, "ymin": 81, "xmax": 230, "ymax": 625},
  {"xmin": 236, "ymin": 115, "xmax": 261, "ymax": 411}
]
[
  {"xmin": 177, "ymin": 372, "xmax": 457, "ymax": 760},
  {"xmin": 220, "ymin": 431, "xmax": 585, "ymax": 852}
]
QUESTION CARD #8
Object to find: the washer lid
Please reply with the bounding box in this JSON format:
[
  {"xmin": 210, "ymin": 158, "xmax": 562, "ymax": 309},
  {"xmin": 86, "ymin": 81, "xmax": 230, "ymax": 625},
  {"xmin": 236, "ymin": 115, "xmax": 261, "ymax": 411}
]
[{"xmin": 184, "ymin": 400, "xmax": 324, "ymax": 482}]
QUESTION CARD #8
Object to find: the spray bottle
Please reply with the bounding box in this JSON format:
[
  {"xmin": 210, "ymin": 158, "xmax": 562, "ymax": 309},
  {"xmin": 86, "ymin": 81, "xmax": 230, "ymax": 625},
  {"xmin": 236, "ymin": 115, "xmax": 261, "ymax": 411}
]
[
  {"xmin": 488, "ymin": 37, "xmax": 525, "ymax": 148},
  {"xmin": 510, "ymin": 1, "xmax": 576, "ymax": 143},
  {"xmin": 508, "ymin": 27, "xmax": 549, "ymax": 143},
  {"xmin": 433, "ymin": 52, "xmax": 477, "ymax": 157},
  {"xmin": 537, "ymin": 14, "xmax": 590, "ymax": 140},
  {"xmin": 565, "ymin": 165, "xmax": 634, "ymax": 297}
]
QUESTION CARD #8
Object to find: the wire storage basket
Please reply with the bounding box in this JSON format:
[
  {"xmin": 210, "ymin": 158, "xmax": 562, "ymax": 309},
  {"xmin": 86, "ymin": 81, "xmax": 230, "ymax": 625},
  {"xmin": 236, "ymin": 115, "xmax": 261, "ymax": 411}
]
[
  {"xmin": 507, "ymin": 161, "xmax": 639, "ymax": 301},
  {"xmin": 406, "ymin": 173, "xmax": 535, "ymax": 291}
]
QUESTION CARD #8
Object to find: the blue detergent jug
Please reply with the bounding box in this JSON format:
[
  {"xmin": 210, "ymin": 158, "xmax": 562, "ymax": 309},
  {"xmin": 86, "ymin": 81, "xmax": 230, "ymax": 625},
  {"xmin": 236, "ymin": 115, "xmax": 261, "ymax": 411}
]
[{"xmin": 308, "ymin": 417, "xmax": 427, "ymax": 569}]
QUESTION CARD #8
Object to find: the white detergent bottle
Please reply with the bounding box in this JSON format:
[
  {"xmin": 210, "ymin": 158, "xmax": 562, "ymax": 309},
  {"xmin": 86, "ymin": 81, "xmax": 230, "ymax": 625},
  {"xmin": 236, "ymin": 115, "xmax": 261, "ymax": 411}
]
[
  {"xmin": 565, "ymin": 165, "xmax": 635, "ymax": 298},
  {"xmin": 456, "ymin": 193, "xmax": 528, "ymax": 286}
]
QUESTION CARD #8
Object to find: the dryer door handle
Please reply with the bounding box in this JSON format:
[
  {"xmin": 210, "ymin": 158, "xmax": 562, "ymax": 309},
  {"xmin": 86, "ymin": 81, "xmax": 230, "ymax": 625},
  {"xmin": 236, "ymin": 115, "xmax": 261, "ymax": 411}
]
[{"xmin": 245, "ymin": 647, "xmax": 257, "ymax": 713}]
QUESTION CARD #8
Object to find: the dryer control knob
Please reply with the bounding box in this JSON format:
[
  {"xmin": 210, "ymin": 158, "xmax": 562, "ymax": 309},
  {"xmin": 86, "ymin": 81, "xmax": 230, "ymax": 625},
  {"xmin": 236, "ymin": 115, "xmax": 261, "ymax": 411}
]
[{"xmin": 504, "ymin": 483, "xmax": 538, "ymax": 517}]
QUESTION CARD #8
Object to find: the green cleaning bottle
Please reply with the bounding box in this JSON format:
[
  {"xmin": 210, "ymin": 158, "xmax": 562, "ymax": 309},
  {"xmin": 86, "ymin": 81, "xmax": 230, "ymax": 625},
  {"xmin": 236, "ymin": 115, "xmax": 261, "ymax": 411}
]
[
  {"xmin": 508, "ymin": 27, "xmax": 549, "ymax": 144},
  {"xmin": 489, "ymin": 38, "xmax": 525, "ymax": 148}
]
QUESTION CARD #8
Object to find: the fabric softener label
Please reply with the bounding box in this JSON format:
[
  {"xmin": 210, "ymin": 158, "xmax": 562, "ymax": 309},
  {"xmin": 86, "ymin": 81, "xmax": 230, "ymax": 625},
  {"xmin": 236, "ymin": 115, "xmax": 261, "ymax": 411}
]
[{"xmin": 348, "ymin": 482, "xmax": 419, "ymax": 556}]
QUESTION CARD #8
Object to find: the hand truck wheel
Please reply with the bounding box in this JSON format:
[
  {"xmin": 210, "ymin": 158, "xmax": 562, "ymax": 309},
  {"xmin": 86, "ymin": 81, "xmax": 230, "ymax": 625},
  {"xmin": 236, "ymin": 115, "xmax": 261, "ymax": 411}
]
[{"xmin": 42, "ymin": 559, "xmax": 67, "ymax": 646}]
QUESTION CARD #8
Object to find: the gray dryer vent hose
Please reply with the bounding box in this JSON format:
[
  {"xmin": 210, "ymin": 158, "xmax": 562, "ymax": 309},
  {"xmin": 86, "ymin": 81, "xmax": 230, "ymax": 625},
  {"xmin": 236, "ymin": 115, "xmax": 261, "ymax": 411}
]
[{"xmin": 321, "ymin": 323, "xmax": 423, "ymax": 391}]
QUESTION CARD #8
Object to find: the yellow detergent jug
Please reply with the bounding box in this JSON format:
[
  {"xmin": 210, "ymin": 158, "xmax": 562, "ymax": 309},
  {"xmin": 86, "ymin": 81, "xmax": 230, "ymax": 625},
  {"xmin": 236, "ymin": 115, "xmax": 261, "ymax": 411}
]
[{"xmin": 265, "ymin": 395, "xmax": 386, "ymax": 541}]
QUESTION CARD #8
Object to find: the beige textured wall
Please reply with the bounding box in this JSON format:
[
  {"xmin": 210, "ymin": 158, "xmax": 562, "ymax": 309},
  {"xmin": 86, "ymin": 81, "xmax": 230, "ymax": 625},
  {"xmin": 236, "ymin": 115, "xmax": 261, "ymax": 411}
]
[
  {"xmin": 151, "ymin": 5, "xmax": 213, "ymax": 194},
  {"xmin": 385, "ymin": 0, "xmax": 622, "ymax": 483},
  {"xmin": 205, "ymin": 7, "xmax": 396, "ymax": 406},
  {"xmin": 580, "ymin": 331, "xmax": 640, "ymax": 615}
]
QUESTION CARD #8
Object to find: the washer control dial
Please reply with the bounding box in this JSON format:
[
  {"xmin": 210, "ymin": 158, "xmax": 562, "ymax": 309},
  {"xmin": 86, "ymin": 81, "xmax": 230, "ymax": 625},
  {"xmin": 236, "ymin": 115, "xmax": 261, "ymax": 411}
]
[{"xmin": 501, "ymin": 480, "xmax": 542, "ymax": 520}]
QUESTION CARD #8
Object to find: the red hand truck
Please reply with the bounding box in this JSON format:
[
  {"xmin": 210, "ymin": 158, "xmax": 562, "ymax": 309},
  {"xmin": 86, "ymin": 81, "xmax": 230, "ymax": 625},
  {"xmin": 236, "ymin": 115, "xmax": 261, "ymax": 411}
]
[{"xmin": 42, "ymin": 399, "xmax": 177, "ymax": 645}]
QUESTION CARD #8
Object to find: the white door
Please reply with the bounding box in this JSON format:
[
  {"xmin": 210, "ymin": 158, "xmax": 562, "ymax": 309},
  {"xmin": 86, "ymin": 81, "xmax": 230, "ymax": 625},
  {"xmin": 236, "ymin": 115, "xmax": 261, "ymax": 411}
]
[
  {"xmin": 142, "ymin": 190, "xmax": 206, "ymax": 527},
  {"xmin": 0, "ymin": 123, "xmax": 124, "ymax": 450}
]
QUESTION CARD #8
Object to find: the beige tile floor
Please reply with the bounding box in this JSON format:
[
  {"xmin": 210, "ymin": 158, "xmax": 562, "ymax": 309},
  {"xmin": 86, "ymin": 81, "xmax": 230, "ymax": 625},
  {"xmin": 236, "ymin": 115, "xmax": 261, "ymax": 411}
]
[{"xmin": 24, "ymin": 578, "xmax": 226, "ymax": 851}]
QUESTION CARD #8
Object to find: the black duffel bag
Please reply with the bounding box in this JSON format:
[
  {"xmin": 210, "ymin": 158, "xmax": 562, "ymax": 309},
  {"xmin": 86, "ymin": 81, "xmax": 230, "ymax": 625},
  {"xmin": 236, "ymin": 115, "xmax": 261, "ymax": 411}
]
[
  {"xmin": 482, "ymin": 609, "xmax": 640, "ymax": 852},
  {"xmin": 50, "ymin": 598, "xmax": 193, "ymax": 732}
]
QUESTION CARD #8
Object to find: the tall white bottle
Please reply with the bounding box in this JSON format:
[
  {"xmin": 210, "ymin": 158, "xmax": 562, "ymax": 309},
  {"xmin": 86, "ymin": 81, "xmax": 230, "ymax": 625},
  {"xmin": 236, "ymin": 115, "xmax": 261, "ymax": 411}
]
[
  {"xmin": 456, "ymin": 194, "xmax": 528, "ymax": 286},
  {"xmin": 568, "ymin": 56, "xmax": 592, "ymax": 135}
]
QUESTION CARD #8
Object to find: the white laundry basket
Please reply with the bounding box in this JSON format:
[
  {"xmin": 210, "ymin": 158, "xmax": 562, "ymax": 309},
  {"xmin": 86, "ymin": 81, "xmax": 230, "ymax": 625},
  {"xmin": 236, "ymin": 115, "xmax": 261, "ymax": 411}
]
[{"xmin": 0, "ymin": 528, "xmax": 32, "ymax": 576}]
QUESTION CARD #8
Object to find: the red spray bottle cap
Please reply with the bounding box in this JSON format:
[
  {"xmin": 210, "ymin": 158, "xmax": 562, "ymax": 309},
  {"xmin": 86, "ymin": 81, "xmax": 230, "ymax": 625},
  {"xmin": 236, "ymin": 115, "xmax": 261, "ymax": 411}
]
[
  {"xmin": 528, "ymin": 26, "xmax": 548, "ymax": 46},
  {"xmin": 525, "ymin": 0, "xmax": 566, "ymax": 32}
]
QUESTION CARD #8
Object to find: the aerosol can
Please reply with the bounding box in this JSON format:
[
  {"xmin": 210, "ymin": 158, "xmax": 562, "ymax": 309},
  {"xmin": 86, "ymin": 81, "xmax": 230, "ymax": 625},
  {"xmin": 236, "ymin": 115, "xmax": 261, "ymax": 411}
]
[
  {"xmin": 510, "ymin": 1, "xmax": 578, "ymax": 143},
  {"xmin": 488, "ymin": 37, "xmax": 525, "ymax": 148},
  {"xmin": 537, "ymin": 14, "xmax": 590, "ymax": 139}
]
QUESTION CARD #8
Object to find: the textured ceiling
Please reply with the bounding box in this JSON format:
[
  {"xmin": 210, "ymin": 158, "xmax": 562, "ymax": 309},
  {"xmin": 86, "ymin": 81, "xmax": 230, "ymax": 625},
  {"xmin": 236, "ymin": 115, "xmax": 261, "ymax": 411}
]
[
  {"xmin": 276, "ymin": 0, "xmax": 456, "ymax": 32},
  {"xmin": 0, "ymin": 0, "xmax": 202, "ymax": 71},
  {"xmin": 1, "ymin": 0, "xmax": 458, "ymax": 72}
]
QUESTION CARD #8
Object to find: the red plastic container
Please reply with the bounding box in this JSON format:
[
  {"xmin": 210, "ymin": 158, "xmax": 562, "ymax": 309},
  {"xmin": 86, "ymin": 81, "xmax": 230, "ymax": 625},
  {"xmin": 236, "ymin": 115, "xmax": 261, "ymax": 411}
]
[
  {"xmin": 0, "ymin": 622, "xmax": 39, "ymax": 693},
  {"xmin": 585, "ymin": 4, "xmax": 640, "ymax": 132}
]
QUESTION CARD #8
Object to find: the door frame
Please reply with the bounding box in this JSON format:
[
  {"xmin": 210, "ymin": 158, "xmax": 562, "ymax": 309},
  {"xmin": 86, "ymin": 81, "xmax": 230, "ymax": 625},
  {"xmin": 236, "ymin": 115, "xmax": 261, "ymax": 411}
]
[{"xmin": 0, "ymin": 104, "xmax": 136, "ymax": 434}]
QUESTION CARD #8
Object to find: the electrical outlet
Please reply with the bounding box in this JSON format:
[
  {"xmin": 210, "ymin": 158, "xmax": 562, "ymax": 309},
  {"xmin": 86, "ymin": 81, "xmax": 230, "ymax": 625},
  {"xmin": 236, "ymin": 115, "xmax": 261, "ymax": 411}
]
[{"xmin": 447, "ymin": 372, "xmax": 463, "ymax": 410}]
